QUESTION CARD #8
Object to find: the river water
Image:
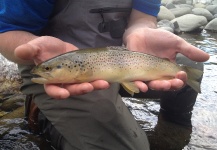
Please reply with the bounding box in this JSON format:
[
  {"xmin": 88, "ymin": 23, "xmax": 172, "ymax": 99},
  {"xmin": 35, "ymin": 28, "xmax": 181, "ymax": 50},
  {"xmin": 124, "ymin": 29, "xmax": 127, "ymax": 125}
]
[
  {"xmin": 123, "ymin": 30, "xmax": 217, "ymax": 150},
  {"xmin": 0, "ymin": 30, "xmax": 217, "ymax": 150}
]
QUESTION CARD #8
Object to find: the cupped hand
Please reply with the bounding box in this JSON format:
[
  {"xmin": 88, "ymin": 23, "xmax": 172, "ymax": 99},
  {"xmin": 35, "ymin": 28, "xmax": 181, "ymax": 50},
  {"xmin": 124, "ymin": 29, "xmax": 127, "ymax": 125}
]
[
  {"xmin": 15, "ymin": 36, "xmax": 109, "ymax": 99},
  {"xmin": 124, "ymin": 27, "xmax": 210, "ymax": 92}
]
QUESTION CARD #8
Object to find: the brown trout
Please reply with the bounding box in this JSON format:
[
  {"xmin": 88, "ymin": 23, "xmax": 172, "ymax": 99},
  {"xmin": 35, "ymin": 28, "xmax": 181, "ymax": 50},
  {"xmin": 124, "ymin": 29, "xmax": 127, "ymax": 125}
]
[{"xmin": 31, "ymin": 46, "xmax": 203, "ymax": 95}]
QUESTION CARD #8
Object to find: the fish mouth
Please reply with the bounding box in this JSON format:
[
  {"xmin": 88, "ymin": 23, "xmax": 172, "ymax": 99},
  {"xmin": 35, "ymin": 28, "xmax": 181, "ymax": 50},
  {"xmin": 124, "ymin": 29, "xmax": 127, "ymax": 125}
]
[
  {"xmin": 31, "ymin": 72, "xmax": 51, "ymax": 84},
  {"xmin": 31, "ymin": 73, "xmax": 41, "ymax": 78},
  {"xmin": 31, "ymin": 77, "xmax": 49, "ymax": 84}
]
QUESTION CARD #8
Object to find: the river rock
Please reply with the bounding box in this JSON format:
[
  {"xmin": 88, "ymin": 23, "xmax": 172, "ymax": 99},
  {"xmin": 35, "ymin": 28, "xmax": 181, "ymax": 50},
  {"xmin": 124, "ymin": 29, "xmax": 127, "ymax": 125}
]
[
  {"xmin": 0, "ymin": 79, "xmax": 22, "ymax": 96},
  {"xmin": 173, "ymin": 0, "xmax": 186, "ymax": 4},
  {"xmin": 0, "ymin": 111, "xmax": 8, "ymax": 117},
  {"xmin": 1, "ymin": 106, "xmax": 25, "ymax": 120},
  {"xmin": 158, "ymin": 27, "xmax": 174, "ymax": 33},
  {"xmin": 192, "ymin": 8, "xmax": 214, "ymax": 21},
  {"xmin": 206, "ymin": 5, "xmax": 217, "ymax": 15},
  {"xmin": 157, "ymin": 20, "xmax": 175, "ymax": 32},
  {"xmin": 170, "ymin": 7, "xmax": 192, "ymax": 17},
  {"xmin": 194, "ymin": 3, "xmax": 206, "ymax": 8},
  {"xmin": 1, "ymin": 94, "xmax": 25, "ymax": 111},
  {"xmin": 161, "ymin": 0, "xmax": 173, "ymax": 5},
  {"xmin": 212, "ymin": 0, "xmax": 217, "ymax": 5},
  {"xmin": 166, "ymin": 3, "xmax": 176, "ymax": 9},
  {"xmin": 158, "ymin": 6, "xmax": 175, "ymax": 21},
  {"xmin": 171, "ymin": 14, "xmax": 207, "ymax": 32},
  {"xmin": 157, "ymin": 19, "xmax": 181, "ymax": 33},
  {"xmin": 186, "ymin": 0, "xmax": 193, "ymax": 5},
  {"xmin": 176, "ymin": 4, "xmax": 194, "ymax": 9},
  {"xmin": 204, "ymin": 18, "xmax": 217, "ymax": 31},
  {"xmin": 0, "ymin": 54, "xmax": 22, "ymax": 96}
]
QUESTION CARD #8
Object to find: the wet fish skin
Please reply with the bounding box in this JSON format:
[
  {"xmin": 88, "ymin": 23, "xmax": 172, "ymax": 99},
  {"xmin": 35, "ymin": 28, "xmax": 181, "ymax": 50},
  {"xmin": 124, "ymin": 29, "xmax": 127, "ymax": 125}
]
[{"xmin": 31, "ymin": 46, "xmax": 203, "ymax": 95}]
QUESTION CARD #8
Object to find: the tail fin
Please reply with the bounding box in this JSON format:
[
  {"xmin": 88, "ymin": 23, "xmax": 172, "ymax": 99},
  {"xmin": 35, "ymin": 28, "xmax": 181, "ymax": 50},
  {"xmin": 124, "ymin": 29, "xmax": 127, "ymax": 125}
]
[{"xmin": 181, "ymin": 65, "xmax": 203, "ymax": 93}]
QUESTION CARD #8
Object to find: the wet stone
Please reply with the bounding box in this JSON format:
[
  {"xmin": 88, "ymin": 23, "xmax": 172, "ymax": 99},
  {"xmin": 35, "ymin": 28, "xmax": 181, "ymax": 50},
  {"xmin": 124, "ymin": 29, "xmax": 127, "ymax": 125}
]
[{"xmin": 1, "ymin": 94, "xmax": 25, "ymax": 112}]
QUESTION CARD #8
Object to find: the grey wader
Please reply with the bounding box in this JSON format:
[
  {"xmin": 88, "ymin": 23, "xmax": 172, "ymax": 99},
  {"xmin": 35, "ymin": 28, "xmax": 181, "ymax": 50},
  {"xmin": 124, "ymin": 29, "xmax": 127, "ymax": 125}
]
[
  {"xmin": 22, "ymin": 0, "xmax": 149, "ymax": 150},
  {"xmin": 21, "ymin": 0, "xmax": 204, "ymax": 149}
]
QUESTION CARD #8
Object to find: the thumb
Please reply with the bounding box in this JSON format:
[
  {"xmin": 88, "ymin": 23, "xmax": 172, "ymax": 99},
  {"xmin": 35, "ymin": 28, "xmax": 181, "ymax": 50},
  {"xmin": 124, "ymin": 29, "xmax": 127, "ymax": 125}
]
[
  {"xmin": 14, "ymin": 43, "xmax": 39, "ymax": 64},
  {"xmin": 178, "ymin": 39, "xmax": 210, "ymax": 62}
]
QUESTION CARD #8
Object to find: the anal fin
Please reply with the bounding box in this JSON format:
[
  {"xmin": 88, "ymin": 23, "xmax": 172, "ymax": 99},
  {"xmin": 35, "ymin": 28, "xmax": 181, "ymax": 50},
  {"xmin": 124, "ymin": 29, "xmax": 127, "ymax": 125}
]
[{"xmin": 121, "ymin": 82, "xmax": 140, "ymax": 96}]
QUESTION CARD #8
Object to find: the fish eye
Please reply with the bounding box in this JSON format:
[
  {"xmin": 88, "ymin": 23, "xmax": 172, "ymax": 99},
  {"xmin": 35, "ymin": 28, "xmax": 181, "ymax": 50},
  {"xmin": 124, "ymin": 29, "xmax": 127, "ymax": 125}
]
[{"xmin": 43, "ymin": 66, "xmax": 52, "ymax": 71}]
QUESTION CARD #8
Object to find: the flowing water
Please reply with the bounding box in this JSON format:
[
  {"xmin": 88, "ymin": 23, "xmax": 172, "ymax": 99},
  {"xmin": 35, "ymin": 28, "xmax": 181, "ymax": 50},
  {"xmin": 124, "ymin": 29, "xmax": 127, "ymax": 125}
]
[
  {"xmin": 123, "ymin": 30, "xmax": 217, "ymax": 150},
  {"xmin": 0, "ymin": 30, "xmax": 217, "ymax": 150}
]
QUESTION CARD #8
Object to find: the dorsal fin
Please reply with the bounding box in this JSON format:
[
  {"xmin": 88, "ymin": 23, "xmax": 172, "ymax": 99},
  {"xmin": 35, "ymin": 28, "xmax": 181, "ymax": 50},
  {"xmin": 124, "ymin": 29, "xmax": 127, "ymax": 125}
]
[{"xmin": 106, "ymin": 46, "xmax": 128, "ymax": 51}]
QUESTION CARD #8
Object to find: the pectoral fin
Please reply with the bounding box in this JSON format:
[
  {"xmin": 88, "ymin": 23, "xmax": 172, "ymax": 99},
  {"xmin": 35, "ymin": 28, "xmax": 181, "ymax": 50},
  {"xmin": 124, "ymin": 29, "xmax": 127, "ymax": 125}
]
[
  {"xmin": 75, "ymin": 69, "xmax": 93, "ymax": 82},
  {"xmin": 121, "ymin": 82, "xmax": 140, "ymax": 96}
]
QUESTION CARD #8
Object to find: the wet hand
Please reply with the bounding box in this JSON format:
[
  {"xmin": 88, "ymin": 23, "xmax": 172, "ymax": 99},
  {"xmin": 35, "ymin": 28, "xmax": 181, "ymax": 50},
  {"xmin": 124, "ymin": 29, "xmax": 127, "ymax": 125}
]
[
  {"xmin": 15, "ymin": 36, "xmax": 110, "ymax": 99},
  {"xmin": 124, "ymin": 27, "xmax": 209, "ymax": 92},
  {"xmin": 15, "ymin": 36, "xmax": 78, "ymax": 65},
  {"xmin": 44, "ymin": 80, "xmax": 110, "ymax": 99}
]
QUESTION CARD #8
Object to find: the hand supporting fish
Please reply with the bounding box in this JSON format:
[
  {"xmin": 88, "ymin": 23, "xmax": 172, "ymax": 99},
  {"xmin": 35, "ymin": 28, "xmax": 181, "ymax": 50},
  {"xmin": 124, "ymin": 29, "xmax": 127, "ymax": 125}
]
[
  {"xmin": 1, "ymin": 10, "xmax": 210, "ymax": 99},
  {"xmin": 13, "ymin": 28, "xmax": 209, "ymax": 99},
  {"xmin": 31, "ymin": 46, "xmax": 203, "ymax": 96}
]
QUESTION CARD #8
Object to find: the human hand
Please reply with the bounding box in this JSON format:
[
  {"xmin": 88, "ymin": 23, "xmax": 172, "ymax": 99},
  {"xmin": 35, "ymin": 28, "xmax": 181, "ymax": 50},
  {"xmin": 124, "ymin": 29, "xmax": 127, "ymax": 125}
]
[
  {"xmin": 15, "ymin": 36, "xmax": 109, "ymax": 99},
  {"xmin": 124, "ymin": 27, "xmax": 209, "ymax": 92}
]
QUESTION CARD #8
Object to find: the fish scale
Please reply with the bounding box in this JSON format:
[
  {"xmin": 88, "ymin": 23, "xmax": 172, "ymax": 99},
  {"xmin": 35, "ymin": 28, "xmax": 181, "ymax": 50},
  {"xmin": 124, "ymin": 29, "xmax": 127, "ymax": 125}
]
[{"xmin": 31, "ymin": 46, "xmax": 203, "ymax": 95}]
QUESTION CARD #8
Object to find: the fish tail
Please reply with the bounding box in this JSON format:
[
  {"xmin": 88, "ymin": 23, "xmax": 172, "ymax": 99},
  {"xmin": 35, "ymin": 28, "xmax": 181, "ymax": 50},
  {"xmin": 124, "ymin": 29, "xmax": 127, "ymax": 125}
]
[{"xmin": 181, "ymin": 65, "xmax": 203, "ymax": 93}]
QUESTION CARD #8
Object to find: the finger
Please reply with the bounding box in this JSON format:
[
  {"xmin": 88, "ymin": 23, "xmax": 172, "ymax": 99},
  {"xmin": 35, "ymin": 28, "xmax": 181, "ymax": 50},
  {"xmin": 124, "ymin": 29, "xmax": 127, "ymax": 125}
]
[
  {"xmin": 169, "ymin": 79, "xmax": 184, "ymax": 91},
  {"xmin": 148, "ymin": 71, "xmax": 186, "ymax": 91},
  {"xmin": 148, "ymin": 80, "xmax": 171, "ymax": 91},
  {"xmin": 64, "ymin": 81, "xmax": 110, "ymax": 96},
  {"xmin": 90, "ymin": 80, "xmax": 110, "ymax": 90},
  {"xmin": 178, "ymin": 39, "xmax": 210, "ymax": 62},
  {"xmin": 65, "ymin": 43, "xmax": 79, "ymax": 52},
  {"xmin": 168, "ymin": 71, "xmax": 187, "ymax": 91},
  {"xmin": 44, "ymin": 84, "xmax": 70, "ymax": 99},
  {"xmin": 14, "ymin": 43, "xmax": 39, "ymax": 60},
  {"xmin": 175, "ymin": 71, "xmax": 187, "ymax": 83},
  {"xmin": 134, "ymin": 81, "xmax": 148, "ymax": 92},
  {"xmin": 64, "ymin": 83, "xmax": 94, "ymax": 96}
]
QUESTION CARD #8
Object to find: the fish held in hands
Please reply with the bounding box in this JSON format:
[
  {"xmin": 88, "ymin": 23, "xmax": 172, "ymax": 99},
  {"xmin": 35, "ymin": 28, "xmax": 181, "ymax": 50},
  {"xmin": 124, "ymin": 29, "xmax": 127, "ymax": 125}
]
[{"xmin": 31, "ymin": 46, "xmax": 203, "ymax": 95}]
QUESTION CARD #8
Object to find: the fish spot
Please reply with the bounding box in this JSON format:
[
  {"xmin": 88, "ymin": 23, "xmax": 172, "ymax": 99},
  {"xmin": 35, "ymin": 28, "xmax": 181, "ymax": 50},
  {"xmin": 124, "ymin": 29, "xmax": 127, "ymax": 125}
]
[{"xmin": 56, "ymin": 65, "xmax": 62, "ymax": 69}]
